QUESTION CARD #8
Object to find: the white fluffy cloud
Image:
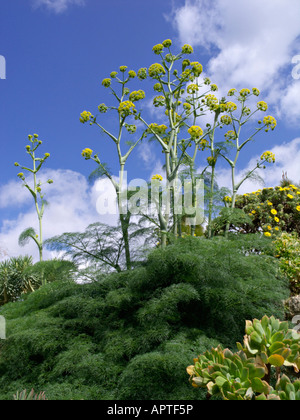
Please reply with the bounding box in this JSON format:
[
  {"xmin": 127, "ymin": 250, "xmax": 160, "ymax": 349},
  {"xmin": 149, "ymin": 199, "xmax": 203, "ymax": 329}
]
[
  {"xmin": 213, "ymin": 137, "xmax": 300, "ymax": 195},
  {"xmin": 170, "ymin": 0, "xmax": 300, "ymax": 124},
  {"xmin": 32, "ymin": 0, "xmax": 85, "ymax": 13},
  {"xmin": 0, "ymin": 169, "xmax": 118, "ymax": 262}
]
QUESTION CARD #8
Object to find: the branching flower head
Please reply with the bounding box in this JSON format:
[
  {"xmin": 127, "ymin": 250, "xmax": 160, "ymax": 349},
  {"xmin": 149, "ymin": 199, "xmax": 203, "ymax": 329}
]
[
  {"xmin": 118, "ymin": 101, "xmax": 136, "ymax": 117},
  {"xmin": 148, "ymin": 63, "xmax": 166, "ymax": 78},
  {"xmin": 263, "ymin": 115, "xmax": 277, "ymax": 130},
  {"xmin": 162, "ymin": 39, "xmax": 172, "ymax": 48},
  {"xmin": 220, "ymin": 115, "xmax": 232, "ymax": 125},
  {"xmin": 252, "ymin": 88, "xmax": 260, "ymax": 96},
  {"xmin": 239, "ymin": 88, "xmax": 251, "ymax": 98},
  {"xmin": 186, "ymin": 83, "xmax": 199, "ymax": 94},
  {"xmin": 119, "ymin": 66, "xmax": 128, "ymax": 73},
  {"xmin": 226, "ymin": 101, "xmax": 238, "ymax": 112},
  {"xmin": 190, "ymin": 62, "xmax": 203, "ymax": 77},
  {"xmin": 261, "ymin": 151, "xmax": 276, "ymax": 163},
  {"xmin": 101, "ymin": 78, "xmax": 111, "ymax": 88},
  {"xmin": 188, "ymin": 125, "xmax": 203, "ymax": 139},
  {"xmin": 137, "ymin": 68, "xmax": 147, "ymax": 80},
  {"xmin": 181, "ymin": 44, "xmax": 193, "ymax": 54},
  {"xmin": 81, "ymin": 148, "xmax": 93, "ymax": 160},
  {"xmin": 152, "ymin": 174, "xmax": 163, "ymax": 181},
  {"xmin": 128, "ymin": 70, "xmax": 136, "ymax": 79},
  {"xmin": 80, "ymin": 111, "xmax": 93, "ymax": 123},
  {"xmin": 148, "ymin": 123, "xmax": 168, "ymax": 135},
  {"xmin": 152, "ymin": 44, "xmax": 164, "ymax": 54},
  {"xmin": 129, "ymin": 90, "xmax": 146, "ymax": 102},
  {"xmin": 228, "ymin": 88, "xmax": 237, "ymax": 96},
  {"xmin": 205, "ymin": 94, "xmax": 219, "ymax": 110},
  {"xmin": 257, "ymin": 101, "xmax": 268, "ymax": 112},
  {"xmin": 153, "ymin": 95, "xmax": 165, "ymax": 107},
  {"xmin": 225, "ymin": 130, "xmax": 237, "ymax": 141}
]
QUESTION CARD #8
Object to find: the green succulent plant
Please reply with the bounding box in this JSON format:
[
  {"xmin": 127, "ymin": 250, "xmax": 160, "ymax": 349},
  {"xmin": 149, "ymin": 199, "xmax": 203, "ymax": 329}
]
[
  {"xmin": 237, "ymin": 315, "xmax": 300, "ymax": 374},
  {"xmin": 256, "ymin": 375, "xmax": 300, "ymax": 400},
  {"xmin": 187, "ymin": 345, "xmax": 270, "ymax": 400}
]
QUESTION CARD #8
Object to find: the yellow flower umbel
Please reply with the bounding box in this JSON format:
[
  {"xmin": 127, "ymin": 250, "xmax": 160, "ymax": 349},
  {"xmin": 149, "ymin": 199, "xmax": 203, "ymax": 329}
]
[
  {"xmin": 152, "ymin": 44, "xmax": 164, "ymax": 54},
  {"xmin": 296, "ymin": 205, "xmax": 300, "ymax": 212},
  {"xmin": 188, "ymin": 125, "xmax": 203, "ymax": 139},
  {"xmin": 118, "ymin": 101, "xmax": 136, "ymax": 117},
  {"xmin": 148, "ymin": 63, "xmax": 166, "ymax": 78},
  {"xmin": 257, "ymin": 101, "xmax": 268, "ymax": 112},
  {"xmin": 263, "ymin": 115, "xmax": 277, "ymax": 130},
  {"xmin": 181, "ymin": 44, "xmax": 193, "ymax": 54},
  {"xmin": 152, "ymin": 174, "xmax": 163, "ymax": 181},
  {"xmin": 129, "ymin": 90, "xmax": 146, "ymax": 102},
  {"xmin": 81, "ymin": 148, "xmax": 93, "ymax": 160},
  {"xmin": 261, "ymin": 151, "xmax": 275, "ymax": 163},
  {"xmin": 220, "ymin": 115, "xmax": 232, "ymax": 125},
  {"xmin": 80, "ymin": 111, "xmax": 93, "ymax": 123}
]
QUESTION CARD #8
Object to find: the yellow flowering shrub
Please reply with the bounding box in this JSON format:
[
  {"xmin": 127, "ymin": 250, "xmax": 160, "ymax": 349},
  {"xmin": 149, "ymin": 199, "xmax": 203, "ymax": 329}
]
[{"xmin": 235, "ymin": 184, "xmax": 300, "ymax": 236}]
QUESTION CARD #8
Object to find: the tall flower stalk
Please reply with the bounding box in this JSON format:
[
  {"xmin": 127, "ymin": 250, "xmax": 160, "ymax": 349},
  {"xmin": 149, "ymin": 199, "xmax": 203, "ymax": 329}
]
[
  {"xmin": 80, "ymin": 68, "xmax": 146, "ymax": 269},
  {"xmin": 15, "ymin": 134, "xmax": 52, "ymax": 262}
]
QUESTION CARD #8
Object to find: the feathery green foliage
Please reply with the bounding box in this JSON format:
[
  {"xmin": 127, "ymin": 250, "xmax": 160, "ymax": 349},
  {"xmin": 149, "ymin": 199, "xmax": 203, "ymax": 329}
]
[{"xmin": 0, "ymin": 236, "xmax": 289, "ymax": 400}]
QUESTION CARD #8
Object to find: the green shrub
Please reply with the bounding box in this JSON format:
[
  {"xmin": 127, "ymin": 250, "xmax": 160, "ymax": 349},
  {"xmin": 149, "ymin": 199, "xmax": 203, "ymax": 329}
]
[{"xmin": 0, "ymin": 236, "xmax": 289, "ymax": 400}]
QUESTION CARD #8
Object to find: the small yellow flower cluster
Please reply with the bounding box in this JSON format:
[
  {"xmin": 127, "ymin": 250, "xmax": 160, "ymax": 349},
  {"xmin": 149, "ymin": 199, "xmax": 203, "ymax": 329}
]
[
  {"xmin": 188, "ymin": 125, "xmax": 203, "ymax": 139},
  {"xmin": 263, "ymin": 115, "xmax": 277, "ymax": 129},
  {"xmin": 129, "ymin": 90, "xmax": 146, "ymax": 102},
  {"xmin": 207, "ymin": 156, "xmax": 217, "ymax": 166},
  {"xmin": 152, "ymin": 174, "xmax": 163, "ymax": 181},
  {"xmin": 223, "ymin": 196, "xmax": 232, "ymax": 203},
  {"xmin": 220, "ymin": 115, "xmax": 232, "ymax": 125},
  {"xmin": 162, "ymin": 39, "xmax": 172, "ymax": 48},
  {"xmin": 118, "ymin": 101, "xmax": 136, "ymax": 117},
  {"xmin": 260, "ymin": 151, "xmax": 276, "ymax": 163},
  {"xmin": 226, "ymin": 101, "xmax": 237, "ymax": 112},
  {"xmin": 153, "ymin": 83, "xmax": 163, "ymax": 92},
  {"xmin": 205, "ymin": 94, "xmax": 219, "ymax": 110},
  {"xmin": 198, "ymin": 138, "xmax": 209, "ymax": 151},
  {"xmin": 81, "ymin": 148, "xmax": 93, "ymax": 159},
  {"xmin": 228, "ymin": 88, "xmax": 237, "ymax": 96},
  {"xmin": 181, "ymin": 44, "xmax": 193, "ymax": 54},
  {"xmin": 239, "ymin": 88, "xmax": 251, "ymax": 97},
  {"xmin": 148, "ymin": 123, "xmax": 168, "ymax": 135},
  {"xmin": 153, "ymin": 95, "xmax": 165, "ymax": 107},
  {"xmin": 119, "ymin": 66, "xmax": 128, "ymax": 72},
  {"xmin": 257, "ymin": 101, "xmax": 268, "ymax": 111},
  {"xmin": 128, "ymin": 70, "xmax": 136, "ymax": 78},
  {"xmin": 187, "ymin": 84, "xmax": 199, "ymax": 94},
  {"xmin": 190, "ymin": 61, "xmax": 203, "ymax": 77},
  {"xmin": 252, "ymin": 88, "xmax": 260, "ymax": 96},
  {"xmin": 101, "ymin": 78, "xmax": 111, "ymax": 88},
  {"xmin": 137, "ymin": 68, "xmax": 148, "ymax": 80},
  {"xmin": 98, "ymin": 103, "xmax": 108, "ymax": 113},
  {"xmin": 148, "ymin": 63, "xmax": 166, "ymax": 78},
  {"xmin": 110, "ymin": 71, "xmax": 118, "ymax": 78},
  {"xmin": 152, "ymin": 44, "xmax": 164, "ymax": 54},
  {"xmin": 224, "ymin": 130, "xmax": 237, "ymax": 141},
  {"xmin": 80, "ymin": 111, "xmax": 93, "ymax": 123}
]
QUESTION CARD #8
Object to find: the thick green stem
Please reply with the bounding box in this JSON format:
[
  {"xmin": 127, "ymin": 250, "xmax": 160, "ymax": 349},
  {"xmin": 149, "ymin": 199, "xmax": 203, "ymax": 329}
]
[{"xmin": 208, "ymin": 164, "xmax": 216, "ymax": 239}]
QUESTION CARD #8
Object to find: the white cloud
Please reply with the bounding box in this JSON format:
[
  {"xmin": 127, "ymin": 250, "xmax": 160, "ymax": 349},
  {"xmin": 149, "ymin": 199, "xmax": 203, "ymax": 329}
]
[
  {"xmin": 212, "ymin": 137, "xmax": 300, "ymax": 194},
  {"xmin": 32, "ymin": 0, "xmax": 85, "ymax": 14},
  {"xmin": 170, "ymin": 0, "xmax": 300, "ymax": 123},
  {"xmin": 0, "ymin": 169, "xmax": 118, "ymax": 262}
]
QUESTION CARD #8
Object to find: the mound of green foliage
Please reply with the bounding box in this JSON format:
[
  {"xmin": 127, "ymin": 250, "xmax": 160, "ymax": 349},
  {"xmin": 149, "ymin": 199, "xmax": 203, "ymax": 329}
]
[{"xmin": 0, "ymin": 236, "xmax": 289, "ymax": 400}]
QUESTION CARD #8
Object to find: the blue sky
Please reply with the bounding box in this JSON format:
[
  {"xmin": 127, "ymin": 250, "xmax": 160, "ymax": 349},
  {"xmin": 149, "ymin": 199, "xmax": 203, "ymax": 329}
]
[{"xmin": 0, "ymin": 0, "xmax": 300, "ymax": 260}]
